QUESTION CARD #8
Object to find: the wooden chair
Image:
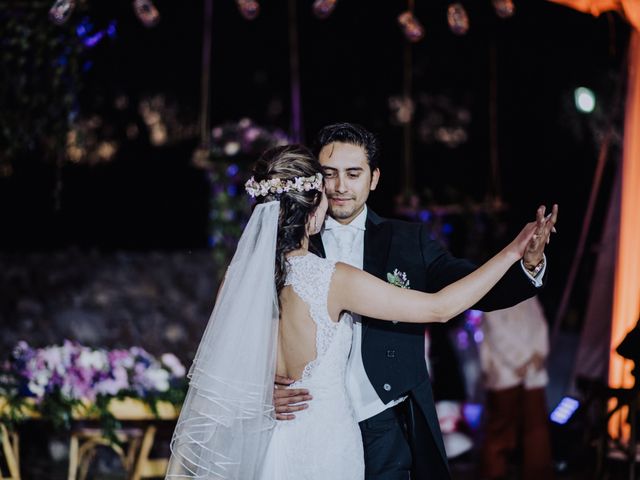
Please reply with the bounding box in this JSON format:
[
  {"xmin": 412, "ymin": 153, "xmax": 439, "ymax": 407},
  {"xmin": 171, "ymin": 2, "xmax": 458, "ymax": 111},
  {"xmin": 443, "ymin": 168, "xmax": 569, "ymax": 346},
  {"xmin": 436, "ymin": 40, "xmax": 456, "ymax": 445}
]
[
  {"xmin": 67, "ymin": 426, "xmax": 144, "ymax": 480},
  {"xmin": 0, "ymin": 424, "xmax": 20, "ymax": 480},
  {"xmin": 130, "ymin": 425, "xmax": 169, "ymax": 480},
  {"xmin": 67, "ymin": 424, "xmax": 170, "ymax": 480}
]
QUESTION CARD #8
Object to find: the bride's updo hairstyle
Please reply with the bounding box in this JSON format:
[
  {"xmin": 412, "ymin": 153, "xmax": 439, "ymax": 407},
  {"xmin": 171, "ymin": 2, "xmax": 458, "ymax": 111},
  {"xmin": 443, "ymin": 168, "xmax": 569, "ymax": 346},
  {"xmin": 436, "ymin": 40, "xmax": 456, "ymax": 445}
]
[{"xmin": 250, "ymin": 144, "xmax": 323, "ymax": 295}]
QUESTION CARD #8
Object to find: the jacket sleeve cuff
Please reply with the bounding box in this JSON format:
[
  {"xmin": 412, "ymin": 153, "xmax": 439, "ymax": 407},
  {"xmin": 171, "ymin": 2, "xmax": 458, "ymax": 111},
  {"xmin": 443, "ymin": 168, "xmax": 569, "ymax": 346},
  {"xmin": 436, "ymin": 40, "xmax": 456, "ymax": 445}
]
[{"xmin": 520, "ymin": 254, "xmax": 546, "ymax": 288}]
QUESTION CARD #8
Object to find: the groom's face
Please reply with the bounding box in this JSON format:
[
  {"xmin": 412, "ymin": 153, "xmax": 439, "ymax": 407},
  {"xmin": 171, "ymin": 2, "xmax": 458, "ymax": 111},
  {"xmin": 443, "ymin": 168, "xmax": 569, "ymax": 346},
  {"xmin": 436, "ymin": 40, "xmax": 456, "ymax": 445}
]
[{"xmin": 318, "ymin": 142, "xmax": 380, "ymax": 225}]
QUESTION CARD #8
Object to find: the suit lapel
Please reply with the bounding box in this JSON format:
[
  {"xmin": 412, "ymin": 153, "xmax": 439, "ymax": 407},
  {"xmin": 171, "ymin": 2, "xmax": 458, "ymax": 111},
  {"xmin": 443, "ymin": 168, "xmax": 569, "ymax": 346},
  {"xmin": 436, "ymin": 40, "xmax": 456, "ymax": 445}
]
[
  {"xmin": 310, "ymin": 233, "xmax": 326, "ymax": 258},
  {"xmin": 363, "ymin": 211, "xmax": 392, "ymax": 336},
  {"xmin": 364, "ymin": 212, "xmax": 391, "ymax": 280}
]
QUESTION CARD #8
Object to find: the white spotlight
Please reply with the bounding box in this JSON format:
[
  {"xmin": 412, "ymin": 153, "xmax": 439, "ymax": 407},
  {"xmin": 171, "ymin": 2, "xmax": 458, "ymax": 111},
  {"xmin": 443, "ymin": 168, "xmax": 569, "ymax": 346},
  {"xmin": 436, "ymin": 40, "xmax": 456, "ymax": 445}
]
[{"xmin": 575, "ymin": 87, "xmax": 596, "ymax": 113}]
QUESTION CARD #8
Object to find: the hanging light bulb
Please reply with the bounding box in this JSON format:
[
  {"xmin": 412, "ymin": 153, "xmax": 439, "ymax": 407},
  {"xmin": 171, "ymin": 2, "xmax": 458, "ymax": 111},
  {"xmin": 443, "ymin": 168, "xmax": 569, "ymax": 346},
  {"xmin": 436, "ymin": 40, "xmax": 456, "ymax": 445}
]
[
  {"xmin": 49, "ymin": 0, "xmax": 76, "ymax": 25},
  {"xmin": 312, "ymin": 0, "xmax": 337, "ymax": 19},
  {"xmin": 492, "ymin": 0, "xmax": 515, "ymax": 18},
  {"xmin": 236, "ymin": 0, "xmax": 260, "ymax": 20},
  {"xmin": 397, "ymin": 11, "xmax": 424, "ymax": 42},
  {"xmin": 447, "ymin": 3, "xmax": 469, "ymax": 35},
  {"xmin": 133, "ymin": 0, "xmax": 160, "ymax": 27}
]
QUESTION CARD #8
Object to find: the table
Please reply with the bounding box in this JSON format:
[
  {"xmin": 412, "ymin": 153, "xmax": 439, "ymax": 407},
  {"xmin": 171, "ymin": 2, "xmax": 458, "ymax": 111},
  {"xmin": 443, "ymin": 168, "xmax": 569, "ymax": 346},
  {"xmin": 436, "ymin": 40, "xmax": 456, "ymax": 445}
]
[{"xmin": 0, "ymin": 397, "xmax": 179, "ymax": 480}]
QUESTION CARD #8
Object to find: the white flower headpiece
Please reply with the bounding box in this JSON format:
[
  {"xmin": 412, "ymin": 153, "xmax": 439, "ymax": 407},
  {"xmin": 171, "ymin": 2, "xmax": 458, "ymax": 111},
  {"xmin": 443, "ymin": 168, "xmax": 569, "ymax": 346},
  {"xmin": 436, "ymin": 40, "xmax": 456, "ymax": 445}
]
[{"xmin": 244, "ymin": 172, "xmax": 323, "ymax": 198}]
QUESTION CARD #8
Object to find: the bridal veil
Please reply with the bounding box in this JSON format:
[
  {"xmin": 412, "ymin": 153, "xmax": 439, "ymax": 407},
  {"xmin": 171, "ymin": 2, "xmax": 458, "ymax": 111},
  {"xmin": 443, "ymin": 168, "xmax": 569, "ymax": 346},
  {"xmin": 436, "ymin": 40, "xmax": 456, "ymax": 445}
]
[{"xmin": 166, "ymin": 200, "xmax": 280, "ymax": 479}]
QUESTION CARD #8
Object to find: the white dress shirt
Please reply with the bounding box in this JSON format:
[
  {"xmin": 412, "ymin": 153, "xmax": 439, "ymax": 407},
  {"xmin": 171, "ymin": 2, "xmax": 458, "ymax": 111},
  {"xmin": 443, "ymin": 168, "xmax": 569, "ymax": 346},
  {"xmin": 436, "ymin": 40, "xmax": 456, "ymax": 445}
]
[{"xmin": 322, "ymin": 207, "xmax": 405, "ymax": 422}]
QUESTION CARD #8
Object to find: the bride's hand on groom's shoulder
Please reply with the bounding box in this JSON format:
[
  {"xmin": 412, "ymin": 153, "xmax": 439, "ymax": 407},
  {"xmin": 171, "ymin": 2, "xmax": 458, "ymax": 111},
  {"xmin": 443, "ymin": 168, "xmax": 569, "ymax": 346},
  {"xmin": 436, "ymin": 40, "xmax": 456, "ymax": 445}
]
[{"xmin": 273, "ymin": 375, "xmax": 313, "ymax": 420}]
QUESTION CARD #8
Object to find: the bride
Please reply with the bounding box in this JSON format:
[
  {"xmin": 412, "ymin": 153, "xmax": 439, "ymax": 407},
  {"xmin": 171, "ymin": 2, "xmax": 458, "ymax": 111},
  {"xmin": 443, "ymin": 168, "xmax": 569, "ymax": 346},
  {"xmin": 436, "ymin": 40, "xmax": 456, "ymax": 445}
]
[{"xmin": 166, "ymin": 144, "xmax": 539, "ymax": 480}]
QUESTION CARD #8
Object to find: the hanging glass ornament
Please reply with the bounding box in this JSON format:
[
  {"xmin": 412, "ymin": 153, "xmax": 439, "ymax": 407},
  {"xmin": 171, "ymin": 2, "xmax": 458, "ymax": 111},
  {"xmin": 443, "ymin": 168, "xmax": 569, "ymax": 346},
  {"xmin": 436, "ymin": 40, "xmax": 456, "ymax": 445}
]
[
  {"xmin": 133, "ymin": 0, "xmax": 160, "ymax": 27},
  {"xmin": 49, "ymin": 0, "xmax": 76, "ymax": 25},
  {"xmin": 492, "ymin": 0, "xmax": 515, "ymax": 18},
  {"xmin": 237, "ymin": 0, "xmax": 260, "ymax": 20},
  {"xmin": 312, "ymin": 0, "xmax": 337, "ymax": 19},
  {"xmin": 447, "ymin": 3, "xmax": 469, "ymax": 35},
  {"xmin": 397, "ymin": 11, "xmax": 424, "ymax": 42}
]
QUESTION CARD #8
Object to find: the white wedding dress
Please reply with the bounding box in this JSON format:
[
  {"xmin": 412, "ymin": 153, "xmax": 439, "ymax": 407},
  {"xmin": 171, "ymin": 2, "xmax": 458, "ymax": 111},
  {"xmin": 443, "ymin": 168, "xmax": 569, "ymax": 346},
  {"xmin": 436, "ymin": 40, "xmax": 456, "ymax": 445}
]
[{"xmin": 260, "ymin": 253, "xmax": 365, "ymax": 480}]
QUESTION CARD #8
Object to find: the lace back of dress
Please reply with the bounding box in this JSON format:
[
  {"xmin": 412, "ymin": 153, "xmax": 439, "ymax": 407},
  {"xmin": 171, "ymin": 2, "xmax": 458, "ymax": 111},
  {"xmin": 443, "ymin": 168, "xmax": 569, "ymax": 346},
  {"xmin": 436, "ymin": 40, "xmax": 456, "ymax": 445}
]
[{"xmin": 283, "ymin": 255, "xmax": 337, "ymax": 381}]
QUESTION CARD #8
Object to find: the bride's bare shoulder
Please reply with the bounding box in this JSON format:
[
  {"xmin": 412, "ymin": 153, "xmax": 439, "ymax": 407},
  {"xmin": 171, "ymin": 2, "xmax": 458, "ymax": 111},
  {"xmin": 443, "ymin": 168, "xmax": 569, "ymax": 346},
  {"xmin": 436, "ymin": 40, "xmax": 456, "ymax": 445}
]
[{"xmin": 330, "ymin": 261, "xmax": 364, "ymax": 287}]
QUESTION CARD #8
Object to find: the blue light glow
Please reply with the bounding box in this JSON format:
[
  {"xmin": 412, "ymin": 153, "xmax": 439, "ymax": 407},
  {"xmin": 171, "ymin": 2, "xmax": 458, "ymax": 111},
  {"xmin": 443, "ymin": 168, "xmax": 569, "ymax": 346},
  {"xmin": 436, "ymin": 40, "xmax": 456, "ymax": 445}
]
[
  {"xmin": 550, "ymin": 397, "xmax": 580, "ymax": 425},
  {"xmin": 226, "ymin": 164, "xmax": 239, "ymax": 177},
  {"xmin": 84, "ymin": 31, "xmax": 104, "ymax": 48},
  {"xmin": 462, "ymin": 403, "xmax": 483, "ymax": 430},
  {"xmin": 75, "ymin": 17, "xmax": 93, "ymax": 37},
  {"xmin": 107, "ymin": 21, "xmax": 117, "ymax": 38}
]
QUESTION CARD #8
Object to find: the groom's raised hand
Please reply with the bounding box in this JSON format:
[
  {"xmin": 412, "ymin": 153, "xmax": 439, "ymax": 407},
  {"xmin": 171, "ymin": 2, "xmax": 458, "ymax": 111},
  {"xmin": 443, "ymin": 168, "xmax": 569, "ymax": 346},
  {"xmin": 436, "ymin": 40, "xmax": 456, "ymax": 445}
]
[{"xmin": 274, "ymin": 375, "xmax": 313, "ymax": 420}]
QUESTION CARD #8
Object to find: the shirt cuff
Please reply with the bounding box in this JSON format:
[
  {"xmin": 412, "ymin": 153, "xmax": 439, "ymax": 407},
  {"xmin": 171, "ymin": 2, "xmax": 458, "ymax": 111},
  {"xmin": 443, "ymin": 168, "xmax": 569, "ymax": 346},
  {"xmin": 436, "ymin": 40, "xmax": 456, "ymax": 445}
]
[{"xmin": 520, "ymin": 254, "xmax": 546, "ymax": 288}]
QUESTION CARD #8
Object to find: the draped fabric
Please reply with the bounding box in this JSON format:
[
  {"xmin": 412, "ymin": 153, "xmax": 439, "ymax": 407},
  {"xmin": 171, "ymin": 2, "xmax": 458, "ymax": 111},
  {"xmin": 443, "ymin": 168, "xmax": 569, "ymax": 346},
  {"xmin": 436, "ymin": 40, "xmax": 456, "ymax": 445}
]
[
  {"xmin": 609, "ymin": 29, "xmax": 640, "ymax": 440},
  {"xmin": 548, "ymin": 0, "xmax": 640, "ymax": 30}
]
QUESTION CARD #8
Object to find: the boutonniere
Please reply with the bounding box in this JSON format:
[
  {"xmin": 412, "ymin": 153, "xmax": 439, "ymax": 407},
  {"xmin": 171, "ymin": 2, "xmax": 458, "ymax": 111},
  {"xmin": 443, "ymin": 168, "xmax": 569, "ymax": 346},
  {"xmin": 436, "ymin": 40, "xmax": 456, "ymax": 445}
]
[{"xmin": 387, "ymin": 269, "xmax": 411, "ymax": 289}]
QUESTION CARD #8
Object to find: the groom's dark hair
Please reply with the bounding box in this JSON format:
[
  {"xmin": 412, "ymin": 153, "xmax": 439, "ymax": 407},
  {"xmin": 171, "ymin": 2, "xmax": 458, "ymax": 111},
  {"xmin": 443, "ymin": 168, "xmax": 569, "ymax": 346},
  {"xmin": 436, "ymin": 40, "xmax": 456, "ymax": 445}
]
[{"xmin": 315, "ymin": 122, "xmax": 380, "ymax": 171}]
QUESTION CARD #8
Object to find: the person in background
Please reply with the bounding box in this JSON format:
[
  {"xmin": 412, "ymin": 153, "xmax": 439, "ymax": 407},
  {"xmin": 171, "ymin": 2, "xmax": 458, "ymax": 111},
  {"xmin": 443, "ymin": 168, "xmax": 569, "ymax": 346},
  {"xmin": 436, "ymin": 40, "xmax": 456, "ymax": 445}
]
[{"xmin": 479, "ymin": 296, "xmax": 555, "ymax": 480}]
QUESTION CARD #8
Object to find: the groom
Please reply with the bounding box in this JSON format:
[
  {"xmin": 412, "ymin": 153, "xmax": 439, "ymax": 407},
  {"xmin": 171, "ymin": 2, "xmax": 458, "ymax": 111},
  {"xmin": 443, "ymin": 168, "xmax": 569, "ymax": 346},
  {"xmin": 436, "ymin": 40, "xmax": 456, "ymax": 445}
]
[{"xmin": 274, "ymin": 122, "xmax": 557, "ymax": 479}]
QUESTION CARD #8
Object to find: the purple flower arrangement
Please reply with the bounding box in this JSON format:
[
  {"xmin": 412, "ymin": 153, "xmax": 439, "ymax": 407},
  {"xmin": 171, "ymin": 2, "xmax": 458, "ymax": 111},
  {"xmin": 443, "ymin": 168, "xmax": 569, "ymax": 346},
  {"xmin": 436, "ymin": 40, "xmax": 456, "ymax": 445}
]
[
  {"xmin": 1, "ymin": 341, "xmax": 187, "ymax": 432},
  {"xmin": 6, "ymin": 341, "xmax": 185, "ymax": 402}
]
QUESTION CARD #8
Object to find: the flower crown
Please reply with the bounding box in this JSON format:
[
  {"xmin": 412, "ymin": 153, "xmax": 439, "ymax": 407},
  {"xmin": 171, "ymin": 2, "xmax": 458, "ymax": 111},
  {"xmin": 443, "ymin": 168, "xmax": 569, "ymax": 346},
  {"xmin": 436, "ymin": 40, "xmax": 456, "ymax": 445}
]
[{"xmin": 244, "ymin": 172, "xmax": 323, "ymax": 198}]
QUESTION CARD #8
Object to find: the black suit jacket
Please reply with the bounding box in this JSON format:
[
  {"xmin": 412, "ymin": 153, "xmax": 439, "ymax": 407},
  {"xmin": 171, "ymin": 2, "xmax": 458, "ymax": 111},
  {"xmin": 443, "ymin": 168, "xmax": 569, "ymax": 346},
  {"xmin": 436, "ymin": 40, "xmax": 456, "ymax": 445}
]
[{"xmin": 312, "ymin": 208, "xmax": 543, "ymax": 477}]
